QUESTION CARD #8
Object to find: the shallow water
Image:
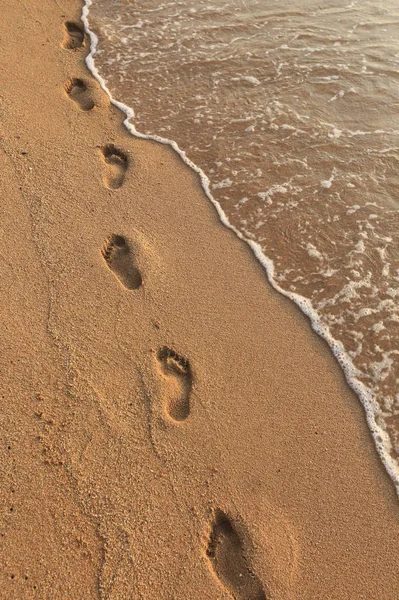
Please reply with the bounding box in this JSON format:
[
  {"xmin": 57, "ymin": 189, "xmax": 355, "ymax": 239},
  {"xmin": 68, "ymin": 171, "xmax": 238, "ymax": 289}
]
[{"xmin": 85, "ymin": 0, "xmax": 399, "ymax": 492}]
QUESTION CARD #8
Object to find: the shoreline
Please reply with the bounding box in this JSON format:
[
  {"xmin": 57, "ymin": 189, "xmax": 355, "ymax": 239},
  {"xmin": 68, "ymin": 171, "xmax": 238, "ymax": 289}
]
[
  {"xmin": 1, "ymin": 1, "xmax": 399, "ymax": 598},
  {"xmin": 83, "ymin": 1, "xmax": 399, "ymax": 496}
]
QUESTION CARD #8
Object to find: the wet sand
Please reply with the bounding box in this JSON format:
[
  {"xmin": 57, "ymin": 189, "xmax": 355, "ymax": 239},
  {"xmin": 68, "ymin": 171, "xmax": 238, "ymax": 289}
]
[{"xmin": 0, "ymin": 1, "xmax": 399, "ymax": 599}]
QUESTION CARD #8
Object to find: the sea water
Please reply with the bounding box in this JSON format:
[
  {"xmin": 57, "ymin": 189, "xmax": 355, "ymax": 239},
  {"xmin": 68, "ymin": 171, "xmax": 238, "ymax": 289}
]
[{"xmin": 83, "ymin": 0, "xmax": 399, "ymax": 494}]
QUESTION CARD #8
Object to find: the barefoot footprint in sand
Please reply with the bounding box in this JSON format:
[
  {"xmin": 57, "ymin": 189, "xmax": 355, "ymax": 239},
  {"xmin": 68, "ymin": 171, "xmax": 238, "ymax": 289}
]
[
  {"xmin": 100, "ymin": 145, "xmax": 129, "ymax": 190},
  {"xmin": 206, "ymin": 510, "xmax": 267, "ymax": 600},
  {"xmin": 157, "ymin": 347, "xmax": 192, "ymax": 422},
  {"xmin": 101, "ymin": 235, "xmax": 142, "ymax": 290},
  {"xmin": 65, "ymin": 78, "xmax": 95, "ymax": 111},
  {"xmin": 62, "ymin": 21, "xmax": 85, "ymax": 49}
]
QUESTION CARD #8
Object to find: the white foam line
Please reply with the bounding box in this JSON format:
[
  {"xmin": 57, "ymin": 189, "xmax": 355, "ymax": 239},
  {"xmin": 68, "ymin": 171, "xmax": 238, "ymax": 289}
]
[{"xmin": 81, "ymin": 1, "xmax": 399, "ymax": 497}]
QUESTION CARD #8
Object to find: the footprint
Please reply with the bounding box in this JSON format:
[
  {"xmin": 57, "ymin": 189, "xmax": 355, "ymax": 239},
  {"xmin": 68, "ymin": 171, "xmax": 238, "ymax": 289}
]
[
  {"xmin": 65, "ymin": 78, "xmax": 95, "ymax": 111},
  {"xmin": 206, "ymin": 510, "xmax": 267, "ymax": 600},
  {"xmin": 101, "ymin": 235, "xmax": 142, "ymax": 290},
  {"xmin": 101, "ymin": 145, "xmax": 129, "ymax": 190},
  {"xmin": 157, "ymin": 347, "xmax": 192, "ymax": 421},
  {"xmin": 62, "ymin": 21, "xmax": 85, "ymax": 49}
]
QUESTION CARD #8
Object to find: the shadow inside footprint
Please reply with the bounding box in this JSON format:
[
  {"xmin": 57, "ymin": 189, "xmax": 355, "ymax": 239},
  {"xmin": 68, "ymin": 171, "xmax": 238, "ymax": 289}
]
[
  {"xmin": 206, "ymin": 510, "xmax": 267, "ymax": 600},
  {"xmin": 101, "ymin": 145, "xmax": 129, "ymax": 190},
  {"xmin": 101, "ymin": 235, "xmax": 142, "ymax": 290},
  {"xmin": 62, "ymin": 21, "xmax": 85, "ymax": 49},
  {"xmin": 65, "ymin": 78, "xmax": 95, "ymax": 111},
  {"xmin": 157, "ymin": 347, "xmax": 192, "ymax": 421}
]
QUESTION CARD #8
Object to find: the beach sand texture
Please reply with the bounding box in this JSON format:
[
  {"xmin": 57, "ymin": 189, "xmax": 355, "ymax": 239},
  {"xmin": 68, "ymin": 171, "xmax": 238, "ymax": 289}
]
[{"xmin": 0, "ymin": 1, "xmax": 398, "ymax": 599}]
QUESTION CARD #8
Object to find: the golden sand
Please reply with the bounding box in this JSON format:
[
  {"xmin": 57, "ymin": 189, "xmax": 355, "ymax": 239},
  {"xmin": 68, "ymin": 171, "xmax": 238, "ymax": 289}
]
[{"xmin": 0, "ymin": 1, "xmax": 398, "ymax": 598}]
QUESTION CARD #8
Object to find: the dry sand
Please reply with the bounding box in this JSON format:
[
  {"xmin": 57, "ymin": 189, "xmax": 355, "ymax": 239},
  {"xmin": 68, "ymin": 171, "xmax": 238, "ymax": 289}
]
[{"xmin": 1, "ymin": 1, "xmax": 399, "ymax": 599}]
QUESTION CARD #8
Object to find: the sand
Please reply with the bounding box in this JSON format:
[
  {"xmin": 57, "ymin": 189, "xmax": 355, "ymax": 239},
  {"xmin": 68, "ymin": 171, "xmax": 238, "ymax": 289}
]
[{"xmin": 0, "ymin": 1, "xmax": 398, "ymax": 599}]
